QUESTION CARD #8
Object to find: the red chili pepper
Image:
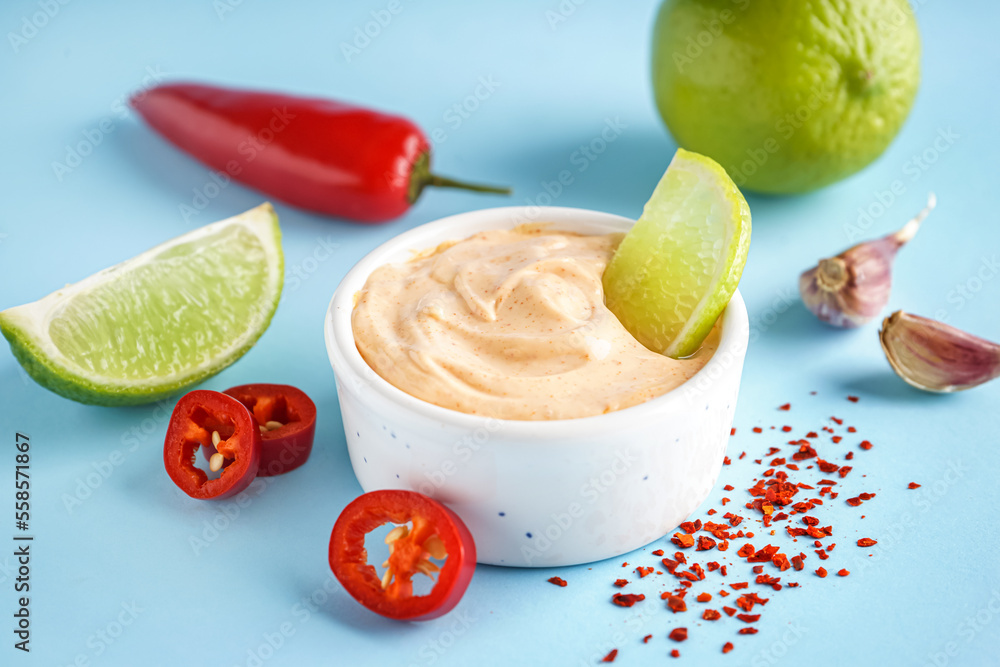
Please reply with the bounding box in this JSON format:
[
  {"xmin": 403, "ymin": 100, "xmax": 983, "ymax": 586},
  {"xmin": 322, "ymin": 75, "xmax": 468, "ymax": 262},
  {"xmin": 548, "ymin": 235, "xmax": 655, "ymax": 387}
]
[
  {"xmin": 131, "ymin": 83, "xmax": 510, "ymax": 223},
  {"xmin": 203, "ymin": 384, "xmax": 317, "ymax": 476},
  {"xmin": 329, "ymin": 490, "xmax": 476, "ymax": 621},
  {"xmin": 163, "ymin": 390, "xmax": 260, "ymax": 500}
]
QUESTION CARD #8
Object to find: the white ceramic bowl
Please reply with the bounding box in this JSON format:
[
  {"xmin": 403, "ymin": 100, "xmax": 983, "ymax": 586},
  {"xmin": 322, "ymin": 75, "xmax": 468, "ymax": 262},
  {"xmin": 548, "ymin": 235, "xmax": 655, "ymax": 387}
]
[{"xmin": 325, "ymin": 206, "xmax": 749, "ymax": 567}]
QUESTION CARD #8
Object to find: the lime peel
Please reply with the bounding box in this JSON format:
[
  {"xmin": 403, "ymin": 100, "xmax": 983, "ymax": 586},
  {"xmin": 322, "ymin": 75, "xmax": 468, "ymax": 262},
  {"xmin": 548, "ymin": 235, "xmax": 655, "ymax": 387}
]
[{"xmin": 0, "ymin": 203, "xmax": 283, "ymax": 405}]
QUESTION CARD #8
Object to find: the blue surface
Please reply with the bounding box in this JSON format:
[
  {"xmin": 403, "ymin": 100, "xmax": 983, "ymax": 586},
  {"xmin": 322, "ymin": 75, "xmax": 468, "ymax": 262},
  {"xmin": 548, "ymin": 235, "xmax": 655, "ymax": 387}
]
[{"xmin": 2, "ymin": 1, "xmax": 999, "ymax": 665}]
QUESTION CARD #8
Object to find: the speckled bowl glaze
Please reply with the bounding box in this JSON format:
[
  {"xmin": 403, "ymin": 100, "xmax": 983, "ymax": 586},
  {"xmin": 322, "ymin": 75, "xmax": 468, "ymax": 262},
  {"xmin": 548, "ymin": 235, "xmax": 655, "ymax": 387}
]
[{"xmin": 325, "ymin": 206, "xmax": 749, "ymax": 567}]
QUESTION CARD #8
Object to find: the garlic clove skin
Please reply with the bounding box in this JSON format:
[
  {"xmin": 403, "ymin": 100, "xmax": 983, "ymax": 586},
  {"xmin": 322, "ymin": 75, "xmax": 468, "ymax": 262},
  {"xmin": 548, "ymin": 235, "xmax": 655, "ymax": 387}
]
[
  {"xmin": 799, "ymin": 193, "xmax": 935, "ymax": 328},
  {"xmin": 879, "ymin": 311, "xmax": 1000, "ymax": 392}
]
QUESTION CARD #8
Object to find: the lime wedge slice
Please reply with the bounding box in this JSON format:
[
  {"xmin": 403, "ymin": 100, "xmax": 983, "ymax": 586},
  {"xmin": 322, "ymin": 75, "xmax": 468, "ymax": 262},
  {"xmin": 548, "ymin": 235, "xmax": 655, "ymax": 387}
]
[
  {"xmin": 603, "ymin": 149, "xmax": 751, "ymax": 358},
  {"xmin": 0, "ymin": 203, "xmax": 283, "ymax": 405}
]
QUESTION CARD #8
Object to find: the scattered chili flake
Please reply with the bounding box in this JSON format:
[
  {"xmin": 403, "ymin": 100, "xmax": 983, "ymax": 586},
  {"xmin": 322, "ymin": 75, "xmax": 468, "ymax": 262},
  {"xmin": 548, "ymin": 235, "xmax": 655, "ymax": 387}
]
[
  {"xmin": 908, "ymin": 483, "xmax": 921, "ymax": 489},
  {"xmin": 839, "ymin": 466, "xmax": 853, "ymax": 478},
  {"xmin": 697, "ymin": 536, "xmax": 717, "ymax": 551},
  {"xmin": 612, "ymin": 593, "xmax": 645, "ymax": 607},
  {"xmin": 669, "ymin": 628, "xmax": 688, "ymax": 642},
  {"xmin": 782, "ymin": 425, "xmax": 792, "ymax": 432},
  {"xmin": 614, "ymin": 579, "xmax": 628, "ymax": 588},
  {"xmin": 847, "ymin": 396, "xmax": 859, "ymax": 402},
  {"xmin": 703, "ymin": 609, "xmax": 722, "ymax": 621},
  {"xmin": 730, "ymin": 582, "xmax": 749, "ymax": 590},
  {"xmin": 672, "ymin": 533, "xmax": 695, "ymax": 548},
  {"xmin": 752, "ymin": 427, "xmax": 762, "ymax": 433},
  {"xmin": 723, "ymin": 642, "xmax": 734, "ymax": 654},
  {"xmin": 652, "ymin": 549, "xmax": 665, "ymax": 556},
  {"xmin": 805, "ymin": 431, "xmax": 818, "ymax": 438},
  {"xmin": 779, "ymin": 403, "xmax": 791, "ymax": 411},
  {"xmin": 736, "ymin": 544, "xmax": 755, "ymax": 558},
  {"xmin": 816, "ymin": 567, "xmax": 827, "ymax": 578},
  {"xmin": 636, "ymin": 566, "xmax": 654, "ymax": 578},
  {"xmin": 831, "ymin": 436, "xmax": 842, "ymax": 444},
  {"xmin": 602, "ymin": 649, "xmax": 618, "ymax": 663},
  {"xmin": 738, "ymin": 628, "xmax": 759, "ymax": 635},
  {"xmin": 724, "ymin": 456, "xmax": 732, "ymax": 465},
  {"xmin": 671, "ymin": 649, "xmax": 681, "ymax": 658},
  {"xmin": 548, "ymin": 576, "xmax": 567, "ymax": 587},
  {"xmin": 857, "ymin": 538, "xmax": 877, "ymax": 547},
  {"xmin": 731, "ymin": 427, "xmax": 736, "ymax": 436},
  {"xmin": 697, "ymin": 592, "xmax": 712, "ymax": 603},
  {"xmin": 845, "ymin": 451, "xmax": 854, "ymax": 460},
  {"xmin": 837, "ymin": 569, "xmax": 850, "ymax": 577},
  {"xmin": 737, "ymin": 614, "xmax": 761, "ymax": 623},
  {"xmin": 665, "ymin": 595, "xmax": 687, "ymax": 613},
  {"xmin": 643, "ymin": 634, "xmax": 652, "ymax": 644},
  {"xmin": 847, "ymin": 426, "xmax": 857, "ymax": 433},
  {"xmin": 722, "ymin": 606, "xmax": 737, "ymax": 617},
  {"xmin": 859, "ymin": 440, "xmax": 873, "ymax": 450},
  {"xmin": 830, "ymin": 417, "xmax": 843, "ymax": 425}
]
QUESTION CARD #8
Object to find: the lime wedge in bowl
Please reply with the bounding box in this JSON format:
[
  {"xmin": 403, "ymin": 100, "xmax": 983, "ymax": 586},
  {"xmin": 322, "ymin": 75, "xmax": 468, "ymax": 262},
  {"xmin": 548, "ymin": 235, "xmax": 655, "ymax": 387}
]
[
  {"xmin": 603, "ymin": 148, "xmax": 751, "ymax": 358},
  {"xmin": 0, "ymin": 203, "xmax": 283, "ymax": 405}
]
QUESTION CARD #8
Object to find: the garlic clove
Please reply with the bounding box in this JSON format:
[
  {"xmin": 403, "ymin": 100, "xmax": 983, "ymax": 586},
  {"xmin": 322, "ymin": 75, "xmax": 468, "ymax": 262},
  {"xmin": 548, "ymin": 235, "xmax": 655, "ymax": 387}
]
[
  {"xmin": 879, "ymin": 311, "xmax": 1000, "ymax": 392},
  {"xmin": 800, "ymin": 193, "xmax": 935, "ymax": 328}
]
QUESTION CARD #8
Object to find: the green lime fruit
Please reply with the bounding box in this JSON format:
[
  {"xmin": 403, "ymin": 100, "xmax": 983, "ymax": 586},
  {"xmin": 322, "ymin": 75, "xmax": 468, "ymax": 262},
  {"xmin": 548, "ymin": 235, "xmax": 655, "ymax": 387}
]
[
  {"xmin": 652, "ymin": 0, "xmax": 921, "ymax": 194},
  {"xmin": 603, "ymin": 148, "xmax": 750, "ymax": 358},
  {"xmin": 0, "ymin": 204, "xmax": 284, "ymax": 406}
]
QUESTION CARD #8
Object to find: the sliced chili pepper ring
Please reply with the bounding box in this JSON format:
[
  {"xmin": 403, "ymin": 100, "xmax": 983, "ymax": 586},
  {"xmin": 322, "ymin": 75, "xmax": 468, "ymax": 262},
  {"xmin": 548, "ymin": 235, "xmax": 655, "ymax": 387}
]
[
  {"xmin": 201, "ymin": 384, "xmax": 316, "ymax": 476},
  {"xmin": 329, "ymin": 490, "xmax": 476, "ymax": 621},
  {"xmin": 164, "ymin": 390, "xmax": 260, "ymax": 500}
]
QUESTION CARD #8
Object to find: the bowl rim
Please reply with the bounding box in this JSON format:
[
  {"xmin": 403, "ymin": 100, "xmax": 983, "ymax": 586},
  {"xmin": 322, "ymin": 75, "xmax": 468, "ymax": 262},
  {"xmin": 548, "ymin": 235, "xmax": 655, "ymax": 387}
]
[{"xmin": 325, "ymin": 205, "xmax": 748, "ymax": 441}]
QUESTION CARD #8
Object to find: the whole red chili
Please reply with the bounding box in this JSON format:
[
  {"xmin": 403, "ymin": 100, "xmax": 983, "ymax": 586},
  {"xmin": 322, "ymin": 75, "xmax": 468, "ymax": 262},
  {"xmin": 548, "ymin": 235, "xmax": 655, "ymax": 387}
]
[{"xmin": 131, "ymin": 83, "xmax": 510, "ymax": 223}]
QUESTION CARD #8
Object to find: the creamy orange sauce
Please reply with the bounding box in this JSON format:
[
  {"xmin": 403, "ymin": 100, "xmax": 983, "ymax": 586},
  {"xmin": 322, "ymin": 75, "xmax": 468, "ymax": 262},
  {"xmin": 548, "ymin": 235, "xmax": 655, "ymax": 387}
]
[{"xmin": 352, "ymin": 225, "xmax": 716, "ymax": 420}]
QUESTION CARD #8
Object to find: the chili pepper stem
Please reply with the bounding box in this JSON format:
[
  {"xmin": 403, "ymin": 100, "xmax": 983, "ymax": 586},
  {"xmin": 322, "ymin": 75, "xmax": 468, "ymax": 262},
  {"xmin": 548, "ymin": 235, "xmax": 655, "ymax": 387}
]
[{"xmin": 408, "ymin": 152, "xmax": 511, "ymax": 203}]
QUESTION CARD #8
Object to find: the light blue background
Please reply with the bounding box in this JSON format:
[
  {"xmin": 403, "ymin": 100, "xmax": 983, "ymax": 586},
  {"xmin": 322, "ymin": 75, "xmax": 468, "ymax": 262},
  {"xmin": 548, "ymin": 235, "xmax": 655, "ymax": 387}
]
[{"xmin": 2, "ymin": 1, "xmax": 999, "ymax": 665}]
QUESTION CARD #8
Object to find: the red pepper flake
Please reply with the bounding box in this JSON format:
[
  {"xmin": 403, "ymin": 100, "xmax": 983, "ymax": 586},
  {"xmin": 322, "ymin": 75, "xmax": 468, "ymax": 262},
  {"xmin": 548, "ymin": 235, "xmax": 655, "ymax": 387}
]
[
  {"xmin": 696, "ymin": 536, "xmax": 717, "ymax": 551},
  {"xmin": 671, "ymin": 533, "xmax": 695, "ymax": 549},
  {"xmin": 669, "ymin": 628, "xmax": 688, "ymax": 642},
  {"xmin": 722, "ymin": 606, "xmax": 737, "ymax": 617},
  {"xmin": 602, "ymin": 649, "xmax": 618, "ymax": 663},
  {"xmin": 738, "ymin": 628, "xmax": 759, "ymax": 635},
  {"xmin": 652, "ymin": 549, "xmax": 665, "ymax": 556},
  {"xmin": 857, "ymin": 538, "xmax": 878, "ymax": 547},
  {"xmin": 622, "ymin": 562, "xmax": 628, "ymax": 568},
  {"xmin": 642, "ymin": 634, "xmax": 652, "ymax": 644},
  {"xmin": 612, "ymin": 593, "xmax": 645, "ymax": 607},
  {"xmin": 721, "ymin": 565, "xmax": 728, "ymax": 577},
  {"xmin": 752, "ymin": 565, "xmax": 764, "ymax": 575},
  {"xmin": 636, "ymin": 566, "xmax": 654, "ymax": 578},
  {"xmin": 839, "ymin": 466, "xmax": 853, "ymax": 478},
  {"xmin": 816, "ymin": 459, "xmax": 839, "ymax": 474},
  {"xmin": 706, "ymin": 561, "xmax": 721, "ymax": 572},
  {"xmin": 707, "ymin": 509, "xmax": 718, "ymax": 515},
  {"xmin": 859, "ymin": 440, "xmax": 873, "ymax": 450},
  {"xmin": 781, "ymin": 425, "xmax": 792, "ymax": 432},
  {"xmin": 752, "ymin": 427, "xmax": 762, "ymax": 433},
  {"xmin": 723, "ymin": 456, "xmax": 732, "ymax": 465},
  {"xmin": 845, "ymin": 497, "xmax": 863, "ymax": 507},
  {"xmin": 908, "ymin": 482, "xmax": 921, "ymax": 489},
  {"xmin": 847, "ymin": 426, "xmax": 857, "ymax": 433},
  {"xmin": 830, "ymin": 417, "xmax": 843, "ymax": 425},
  {"xmin": 675, "ymin": 552, "xmax": 687, "ymax": 564},
  {"xmin": 719, "ymin": 589, "xmax": 729, "ymax": 597},
  {"xmin": 791, "ymin": 555, "xmax": 804, "ymax": 571},
  {"xmin": 702, "ymin": 608, "xmax": 722, "ymax": 621},
  {"xmin": 739, "ymin": 452, "xmax": 747, "ymax": 459},
  {"xmin": 722, "ymin": 642, "xmax": 734, "ymax": 654},
  {"xmin": 670, "ymin": 649, "xmax": 681, "ymax": 658},
  {"xmin": 837, "ymin": 569, "xmax": 850, "ymax": 577},
  {"xmin": 815, "ymin": 550, "xmax": 829, "ymax": 560},
  {"xmin": 779, "ymin": 403, "xmax": 791, "ymax": 411},
  {"xmin": 847, "ymin": 396, "xmax": 859, "ymax": 402},
  {"xmin": 737, "ymin": 613, "xmax": 761, "ymax": 623},
  {"xmin": 805, "ymin": 431, "xmax": 818, "ymax": 438},
  {"xmin": 665, "ymin": 595, "xmax": 687, "ymax": 613},
  {"xmin": 723, "ymin": 484, "xmax": 735, "ymax": 492},
  {"xmin": 614, "ymin": 579, "xmax": 628, "ymax": 588},
  {"xmin": 816, "ymin": 567, "xmax": 827, "ymax": 578},
  {"xmin": 731, "ymin": 427, "xmax": 736, "ymax": 436},
  {"xmin": 772, "ymin": 553, "xmax": 791, "ymax": 571},
  {"xmin": 831, "ymin": 436, "xmax": 843, "ymax": 444},
  {"xmin": 548, "ymin": 576, "xmax": 567, "ymax": 587},
  {"xmin": 697, "ymin": 592, "xmax": 712, "ymax": 603}
]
